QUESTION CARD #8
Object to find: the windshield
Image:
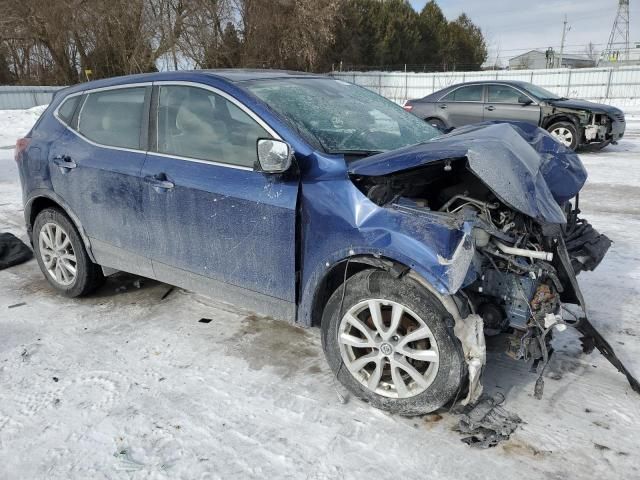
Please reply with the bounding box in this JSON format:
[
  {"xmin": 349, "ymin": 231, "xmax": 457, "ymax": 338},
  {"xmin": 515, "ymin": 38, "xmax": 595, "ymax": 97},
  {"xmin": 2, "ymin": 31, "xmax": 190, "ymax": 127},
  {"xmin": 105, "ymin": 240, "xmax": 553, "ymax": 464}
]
[
  {"xmin": 521, "ymin": 83, "xmax": 563, "ymax": 100},
  {"xmin": 243, "ymin": 77, "xmax": 440, "ymax": 154}
]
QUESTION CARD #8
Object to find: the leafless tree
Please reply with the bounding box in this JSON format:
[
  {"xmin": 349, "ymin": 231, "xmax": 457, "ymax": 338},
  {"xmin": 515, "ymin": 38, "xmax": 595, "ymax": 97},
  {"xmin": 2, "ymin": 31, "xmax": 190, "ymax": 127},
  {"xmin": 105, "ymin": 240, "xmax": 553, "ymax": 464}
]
[{"xmin": 585, "ymin": 42, "xmax": 599, "ymax": 63}]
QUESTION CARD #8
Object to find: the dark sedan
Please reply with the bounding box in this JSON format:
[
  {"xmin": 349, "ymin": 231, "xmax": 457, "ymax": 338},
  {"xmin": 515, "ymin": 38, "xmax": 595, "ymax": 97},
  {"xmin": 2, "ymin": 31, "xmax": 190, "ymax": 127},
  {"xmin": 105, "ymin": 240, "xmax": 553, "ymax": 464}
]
[{"xmin": 404, "ymin": 80, "xmax": 625, "ymax": 150}]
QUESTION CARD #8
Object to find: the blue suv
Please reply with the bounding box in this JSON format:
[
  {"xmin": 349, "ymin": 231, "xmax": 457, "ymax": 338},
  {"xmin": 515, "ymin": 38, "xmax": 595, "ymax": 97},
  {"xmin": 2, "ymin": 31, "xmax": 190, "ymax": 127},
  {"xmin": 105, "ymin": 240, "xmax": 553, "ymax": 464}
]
[{"xmin": 16, "ymin": 70, "xmax": 634, "ymax": 414}]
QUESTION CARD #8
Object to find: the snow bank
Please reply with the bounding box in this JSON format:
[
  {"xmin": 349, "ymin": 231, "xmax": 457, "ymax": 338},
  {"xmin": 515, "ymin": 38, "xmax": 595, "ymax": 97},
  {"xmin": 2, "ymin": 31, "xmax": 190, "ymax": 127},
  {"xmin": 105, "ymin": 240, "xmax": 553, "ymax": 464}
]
[{"xmin": 0, "ymin": 105, "xmax": 48, "ymax": 149}]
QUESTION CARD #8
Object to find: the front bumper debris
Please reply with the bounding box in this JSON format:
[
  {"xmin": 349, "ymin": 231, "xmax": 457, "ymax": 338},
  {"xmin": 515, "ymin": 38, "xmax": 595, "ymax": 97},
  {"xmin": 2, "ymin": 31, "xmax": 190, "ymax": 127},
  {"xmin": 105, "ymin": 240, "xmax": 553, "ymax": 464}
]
[
  {"xmin": 575, "ymin": 317, "xmax": 640, "ymax": 394},
  {"xmin": 556, "ymin": 237, "xmax": 640, "ymax": 394}
]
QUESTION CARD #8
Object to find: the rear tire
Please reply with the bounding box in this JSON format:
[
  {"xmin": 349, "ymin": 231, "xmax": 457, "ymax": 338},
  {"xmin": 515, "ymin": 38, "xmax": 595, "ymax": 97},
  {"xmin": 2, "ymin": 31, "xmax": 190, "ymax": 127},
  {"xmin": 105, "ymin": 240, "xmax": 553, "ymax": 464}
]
[
  {"xmin": 426, "ymin": 117, "xmax": 446, "ymax": 131},
  {"xmin": 32, "ymin": 208, "xmax": 104, "ymax": 297},
  {"xmin": 321, "ymin": 269, "xmax": 466, "ymax": 416},
  {"xmin": 547, "ymin": 121, "xmax": 580, "ymax": 150}
]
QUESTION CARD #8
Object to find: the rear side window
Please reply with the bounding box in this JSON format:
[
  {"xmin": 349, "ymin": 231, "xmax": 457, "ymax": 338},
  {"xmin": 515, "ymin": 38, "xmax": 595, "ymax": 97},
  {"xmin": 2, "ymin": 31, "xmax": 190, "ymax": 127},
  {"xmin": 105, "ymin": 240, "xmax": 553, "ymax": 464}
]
[
  {"xmin": 78, "ymin": 87, "xmax": 146, "ymax": 149},
  {"xmin": 156, "ymin": 85, "xmax": 271, "ymax": 168},
  {"xmin": 442, "ymin": 85, "xmax": 483, "ymax": 102},
  {"xmin": 488, "ymin": 85, "xmax": 521, "ymax": 104},
  {"xmin": 57, "ymin": 95, "xmax": 81, "ymax": 124}
]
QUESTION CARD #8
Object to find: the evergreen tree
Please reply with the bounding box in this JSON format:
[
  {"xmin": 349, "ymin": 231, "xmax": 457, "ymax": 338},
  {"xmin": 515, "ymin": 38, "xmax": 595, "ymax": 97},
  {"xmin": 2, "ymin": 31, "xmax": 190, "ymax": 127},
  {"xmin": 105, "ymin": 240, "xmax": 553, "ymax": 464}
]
[{"xmin": 417, "ymin": 1, "xmax": 448, "ymax": 68}]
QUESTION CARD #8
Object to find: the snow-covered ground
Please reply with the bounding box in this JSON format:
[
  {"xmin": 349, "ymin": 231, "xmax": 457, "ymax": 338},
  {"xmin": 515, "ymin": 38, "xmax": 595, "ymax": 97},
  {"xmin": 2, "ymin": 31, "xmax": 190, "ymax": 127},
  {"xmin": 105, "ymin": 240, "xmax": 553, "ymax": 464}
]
[{"xmin": 1, "ymin": 106, "xmax": 639, "ymax": 479}]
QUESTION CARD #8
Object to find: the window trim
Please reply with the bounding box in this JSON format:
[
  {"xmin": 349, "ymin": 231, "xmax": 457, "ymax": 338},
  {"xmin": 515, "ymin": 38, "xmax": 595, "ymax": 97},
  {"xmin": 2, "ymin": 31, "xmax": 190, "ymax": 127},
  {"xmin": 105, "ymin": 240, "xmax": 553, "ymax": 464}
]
[
  {"xmin": 53, "ymin": 82, "xmax": 153, "ymax": 155},
  {"xmin": 53, "ymin": 80, "xmax": 282, "ymax": 172},
  {"xmin": 439, "ymin": 84, "xmax": 485, "ymax": 103},
  {"xmin": 485, "ymin": 83, "xmax": 537, "ymax": 105},
  {"xmin": 56, "ymin": 94, "xmax": 82, "ymax": 126},
  {"xmin": 149, "ymin": 81, "xmax": 282, "ymax": 171}
]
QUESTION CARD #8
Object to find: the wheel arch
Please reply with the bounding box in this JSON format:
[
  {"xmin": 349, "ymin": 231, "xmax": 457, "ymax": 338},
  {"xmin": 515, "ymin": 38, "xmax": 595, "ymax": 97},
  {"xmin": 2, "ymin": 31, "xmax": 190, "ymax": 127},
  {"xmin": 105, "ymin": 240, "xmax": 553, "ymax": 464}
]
[
  {"xmin": 306, "ymin": 255, "xmax": 461, "ymax": 329},
  {"xmin": 25, "ymin": 191, "xmax": 97, "ymax": 263},
  {"xmin": 541, "ymin": 113, "xmax": 581, "ymax": 130}
]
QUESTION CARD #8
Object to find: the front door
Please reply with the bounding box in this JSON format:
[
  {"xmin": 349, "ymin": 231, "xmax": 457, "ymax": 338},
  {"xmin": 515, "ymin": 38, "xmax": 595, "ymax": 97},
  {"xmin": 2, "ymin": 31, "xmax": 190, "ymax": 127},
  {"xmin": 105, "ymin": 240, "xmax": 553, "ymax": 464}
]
[
  {"xmin": 483, "ymin": 84, "xmax": 541, "ymax": 125},
  {"xmin": 141, "ymin": 84, "xmax": 298, "ymax": 318},
  {"xmin": 49, "ymin": 85, "xmax": 154, "ymax": 277},
  {"xmin": 437, "ymin": 84, "xmax": 485, "ymax": 127}
]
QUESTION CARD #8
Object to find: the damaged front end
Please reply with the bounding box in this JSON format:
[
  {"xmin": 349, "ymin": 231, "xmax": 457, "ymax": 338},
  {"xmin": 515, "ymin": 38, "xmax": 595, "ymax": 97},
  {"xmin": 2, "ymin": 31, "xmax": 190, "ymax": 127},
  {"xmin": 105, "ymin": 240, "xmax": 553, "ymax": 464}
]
[
  {"xmin": 349, "ymin": 122, "xmax": 638, "ymax": 400},
  {"xmin": 541, "ymin": 101, "xmax": 626, "ymax": 147}
]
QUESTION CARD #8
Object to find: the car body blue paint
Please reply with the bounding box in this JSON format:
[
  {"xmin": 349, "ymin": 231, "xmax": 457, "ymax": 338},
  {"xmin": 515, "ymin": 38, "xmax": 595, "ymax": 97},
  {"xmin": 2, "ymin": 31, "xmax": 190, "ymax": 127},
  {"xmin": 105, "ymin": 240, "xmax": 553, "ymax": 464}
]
[
  {"xmin": 349, "ymin": 121, "xmax": 587, "ymax": 224},
  {"xmin": 50, "ymin": 127, "xmax": 151, "ymax": 261},
  {"xmin": 141, "ymin": 152, "xmax": 299, "ymax": 302},
  {"xmin": 18, "ymin": 70, "xmax": 584, "ymax": 327},
  {"xmin": 294, "ymin": 148, "xmax": 476, "ymax": 326}
]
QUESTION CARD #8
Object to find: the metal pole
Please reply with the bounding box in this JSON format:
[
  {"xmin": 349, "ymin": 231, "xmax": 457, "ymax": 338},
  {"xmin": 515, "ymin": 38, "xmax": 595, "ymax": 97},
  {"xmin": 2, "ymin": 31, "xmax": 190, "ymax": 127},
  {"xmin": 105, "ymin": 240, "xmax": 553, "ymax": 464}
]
[
  {"xmin": 558, "ymin": 15, "xmax": 570, "ymax": 68},
  {"xmin": 605, "ymin": 68, "xmax": 614, "ymax": 100},
  {"xmin": 405, "ymin": 66, "xmax": 408, "ymax": 102}
]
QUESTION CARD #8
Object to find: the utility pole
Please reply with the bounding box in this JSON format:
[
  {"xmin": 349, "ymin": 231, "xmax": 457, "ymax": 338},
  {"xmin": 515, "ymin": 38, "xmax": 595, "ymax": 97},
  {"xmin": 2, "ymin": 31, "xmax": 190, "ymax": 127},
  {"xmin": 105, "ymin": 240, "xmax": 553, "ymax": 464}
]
[{"xmin": 557, "ymin": 15, "xmax": 571, "ymax": 68}]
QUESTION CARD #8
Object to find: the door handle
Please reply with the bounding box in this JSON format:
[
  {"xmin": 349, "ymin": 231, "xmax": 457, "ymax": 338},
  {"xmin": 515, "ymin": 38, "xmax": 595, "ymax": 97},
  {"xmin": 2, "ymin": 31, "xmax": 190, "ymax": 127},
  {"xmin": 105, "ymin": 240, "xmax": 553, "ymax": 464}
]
[
  {"xmin": 52, "ymin": 155, "xmax": 77, "ymax": 171},
  {"xmin": 144, "ymin": 174, "xmax": 175, "ymax": 191},
  {"xmin": 439, "ymin": 104, "xmax": 448, "ymax": 109},
  {"xmin": 485, "ymin": 106, "xmax": 496, "ymax": 111}
]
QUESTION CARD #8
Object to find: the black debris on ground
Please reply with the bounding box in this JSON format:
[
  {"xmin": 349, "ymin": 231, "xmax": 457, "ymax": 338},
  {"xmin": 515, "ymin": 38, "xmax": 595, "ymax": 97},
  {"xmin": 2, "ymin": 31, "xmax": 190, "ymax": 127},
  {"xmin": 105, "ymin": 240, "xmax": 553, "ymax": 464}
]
[
  {"xmin": 457, "ymin": 394, "xmax": 522, "ymax": 449},
  {"xmin": 8, "ymin": 302, "xmax": 26, "ymax": 309},
  {"xmin": 199, "ymin": 318, "xmax": 212, "ymax": 324},
  {"xmin": 0, "ymin": 232, "xmax": 33, "ymax": 270}
]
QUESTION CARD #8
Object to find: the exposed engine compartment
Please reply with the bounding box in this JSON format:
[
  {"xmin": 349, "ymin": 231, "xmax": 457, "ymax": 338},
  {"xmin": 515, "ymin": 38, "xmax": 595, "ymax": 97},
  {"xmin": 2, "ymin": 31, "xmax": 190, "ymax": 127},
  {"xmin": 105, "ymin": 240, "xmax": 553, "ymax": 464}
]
[{"xmin": 351, "ymin": 157, "xmax": 616, "ymax": 397}]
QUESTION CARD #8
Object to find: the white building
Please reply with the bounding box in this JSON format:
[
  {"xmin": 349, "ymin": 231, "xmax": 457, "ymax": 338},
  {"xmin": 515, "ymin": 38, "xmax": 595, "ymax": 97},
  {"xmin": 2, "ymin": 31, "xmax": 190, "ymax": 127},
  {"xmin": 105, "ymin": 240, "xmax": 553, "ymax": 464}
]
[{"xmin": 509, "ymin": 50, "xmax": 596, "ymax": 70}]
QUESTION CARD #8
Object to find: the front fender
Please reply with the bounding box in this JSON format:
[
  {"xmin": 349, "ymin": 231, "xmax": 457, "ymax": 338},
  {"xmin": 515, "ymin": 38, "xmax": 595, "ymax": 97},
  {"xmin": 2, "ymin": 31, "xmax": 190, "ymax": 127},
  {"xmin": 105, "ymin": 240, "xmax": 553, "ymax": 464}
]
[{"xmin": 296, "ymin": 206, "xmax": 476, "ymax": 327}]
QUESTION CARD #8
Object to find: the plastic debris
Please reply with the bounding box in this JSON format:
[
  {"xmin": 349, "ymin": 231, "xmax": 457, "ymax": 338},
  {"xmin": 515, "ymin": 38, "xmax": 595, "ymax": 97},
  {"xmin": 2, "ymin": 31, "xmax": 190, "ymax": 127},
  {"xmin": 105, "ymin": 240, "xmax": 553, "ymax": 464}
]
[{"xmin": 457, "ymin": 394, "xmax": 522, "ymax": 448}]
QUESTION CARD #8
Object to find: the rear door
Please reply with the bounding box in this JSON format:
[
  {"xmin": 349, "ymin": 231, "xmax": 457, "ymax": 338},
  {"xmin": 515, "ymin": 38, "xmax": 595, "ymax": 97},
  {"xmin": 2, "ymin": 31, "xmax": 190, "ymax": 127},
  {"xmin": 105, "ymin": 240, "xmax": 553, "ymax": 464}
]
[
  {"xmin": 436, "ymin": 84, "xmax": 485, "ymax": 127},
  {"xmin": 141, "ymin": 83, "xmax": 298, "ymax": 316},
  {"xmin": 49, "ymin": 84, "xmax": 153, "ymax": 276},
  {"xmin": 484, "ymin": 84, "xmax": 540, "ymax": 125}
]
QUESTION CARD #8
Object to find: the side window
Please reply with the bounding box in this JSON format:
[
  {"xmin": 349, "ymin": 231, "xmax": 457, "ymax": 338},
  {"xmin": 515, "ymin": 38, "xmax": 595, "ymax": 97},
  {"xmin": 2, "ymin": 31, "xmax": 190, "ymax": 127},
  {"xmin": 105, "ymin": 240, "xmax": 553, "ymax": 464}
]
[
  {"xmin": 442, "ymin": 85, "xmax": 483, "ymax": 102},
  {"xmin": 57, "ymin": 95, "xmax": 81, "ymax": 125},
  {"xmin": 156, "ymin": 85, "xmax": 271, "ymax": 168},
  {"xmin": 488, "ymin": 85, "xmax": 522, "ymax": 104},
  {"xmin": 78, "ymin": 87, "xmax": 146, "ymax": 149}
]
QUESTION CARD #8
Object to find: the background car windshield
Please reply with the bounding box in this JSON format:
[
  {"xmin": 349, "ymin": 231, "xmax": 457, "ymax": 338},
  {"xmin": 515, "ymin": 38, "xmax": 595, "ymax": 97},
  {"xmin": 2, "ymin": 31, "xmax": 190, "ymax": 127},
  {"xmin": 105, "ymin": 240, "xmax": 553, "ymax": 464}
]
[
  {"xmin": 244, "ymin": 78, "xmax": 439, "ymax": 154},
  {"xmin": 522, "ymin": 83, "xmax": 562, "ymax": 100}
]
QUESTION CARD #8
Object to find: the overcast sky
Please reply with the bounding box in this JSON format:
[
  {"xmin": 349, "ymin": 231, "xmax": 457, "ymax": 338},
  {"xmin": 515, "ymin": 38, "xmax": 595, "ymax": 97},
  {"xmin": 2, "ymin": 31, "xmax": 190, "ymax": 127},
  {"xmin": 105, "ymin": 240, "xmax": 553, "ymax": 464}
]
[{"xmin": 409, "ymin": 0, "xmax": 639, "ymax": 66}]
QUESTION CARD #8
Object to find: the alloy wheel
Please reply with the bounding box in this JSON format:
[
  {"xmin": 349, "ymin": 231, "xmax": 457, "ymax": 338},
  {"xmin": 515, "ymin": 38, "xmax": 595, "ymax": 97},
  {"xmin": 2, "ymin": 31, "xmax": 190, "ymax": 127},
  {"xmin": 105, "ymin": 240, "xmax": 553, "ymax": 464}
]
[
  {"xmin": 38, "ymin": 222, "xmax": 77, "ymax": 286},
  {"xmin": 338, "ymin": 299, "xmax": 439, "ymax": 399},
  {"xmin": 551, "ymin": 127, "xmax": 574, "ymax": 147}
]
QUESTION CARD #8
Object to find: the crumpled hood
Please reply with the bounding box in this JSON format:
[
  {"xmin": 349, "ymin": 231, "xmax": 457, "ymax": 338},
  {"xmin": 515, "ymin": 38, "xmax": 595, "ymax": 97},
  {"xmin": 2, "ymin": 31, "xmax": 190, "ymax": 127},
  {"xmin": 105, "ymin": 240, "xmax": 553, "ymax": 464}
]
[
  {"xmin": 349, "ymin": 122, "xmax": 588, "ymax": 224},
  {"xmin": 546, "ymin": 98, "xmax": 623, "ymax": 116}
]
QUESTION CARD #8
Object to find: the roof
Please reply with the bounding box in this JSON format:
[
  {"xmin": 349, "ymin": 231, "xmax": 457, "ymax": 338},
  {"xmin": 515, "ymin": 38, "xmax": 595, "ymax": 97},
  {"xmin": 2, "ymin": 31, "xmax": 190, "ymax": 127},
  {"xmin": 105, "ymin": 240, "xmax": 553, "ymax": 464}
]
[
  {"xmin": 435, "ymin": 80, "xmax": 533, "ymax": 88},
  {"xmin": 509, "ymin": 50, "xmax": 547, "ymax": 61},
  {"xmin": 53, "ymin": 69, "xmax": 326, "ymax": 97},
  {"xmin": 201, "ymin": 69, "xmax": 324, "ymax": 82},
  {"xmin": 420, "ymin": 80, "xmax": 535, "ymax": 101}
]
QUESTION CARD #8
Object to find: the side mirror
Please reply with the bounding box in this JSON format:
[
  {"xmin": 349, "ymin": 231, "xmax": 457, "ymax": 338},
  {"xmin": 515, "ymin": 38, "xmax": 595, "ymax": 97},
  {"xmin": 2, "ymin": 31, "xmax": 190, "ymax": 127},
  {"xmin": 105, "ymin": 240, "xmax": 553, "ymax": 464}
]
[
  {"xmin": 257, "ymin": 138, "xmax": 293, "ymax": 173},
  {"xmin": 518, "ymin": 95, "xmax": 533, "ymax": 105}
]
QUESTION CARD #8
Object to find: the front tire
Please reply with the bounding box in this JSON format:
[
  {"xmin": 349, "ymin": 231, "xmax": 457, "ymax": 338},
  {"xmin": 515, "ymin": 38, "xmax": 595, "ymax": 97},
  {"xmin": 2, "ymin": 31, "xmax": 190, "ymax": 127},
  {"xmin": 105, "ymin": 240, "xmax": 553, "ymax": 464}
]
[
  {"xmin": 547, "ymin": 121, "xmax": 580, "ymax": 150},
  {"xmin": 321, "ymin": 269, "xmax": 466, "ymax": 415},
  {"xmin": 32, "ymin": 208, "xmax": 104, "ymax": 297}
]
